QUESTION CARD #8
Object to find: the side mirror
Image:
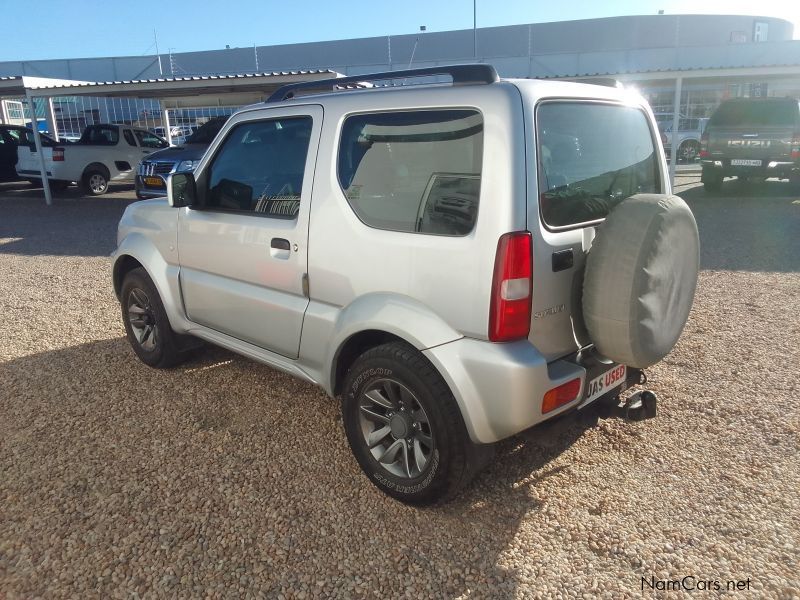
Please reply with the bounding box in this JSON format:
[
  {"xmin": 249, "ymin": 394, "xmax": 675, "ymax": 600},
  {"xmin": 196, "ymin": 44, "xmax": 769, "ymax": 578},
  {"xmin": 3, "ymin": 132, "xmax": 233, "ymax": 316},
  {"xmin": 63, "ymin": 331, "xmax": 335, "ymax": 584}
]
[{"xmin": 166, "ymin": 172, "xmax": 196, "ymax": 208}]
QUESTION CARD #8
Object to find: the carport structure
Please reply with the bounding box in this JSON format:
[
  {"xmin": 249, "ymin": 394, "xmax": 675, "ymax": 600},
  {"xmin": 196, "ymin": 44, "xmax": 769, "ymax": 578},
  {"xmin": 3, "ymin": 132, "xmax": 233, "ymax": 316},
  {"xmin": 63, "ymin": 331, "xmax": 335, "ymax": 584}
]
[{"xmin": 0, "ymin": 71, "xmax": 340, "ymax": 205}]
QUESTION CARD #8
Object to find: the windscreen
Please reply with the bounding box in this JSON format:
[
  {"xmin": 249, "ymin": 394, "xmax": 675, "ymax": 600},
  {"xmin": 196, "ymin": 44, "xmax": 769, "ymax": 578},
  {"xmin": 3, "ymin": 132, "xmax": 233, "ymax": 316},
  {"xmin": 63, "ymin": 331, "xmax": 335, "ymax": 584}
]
[
  {"xmin": 708, "ymin": 100, "xmax": 799, "ymax": 127},
  {"xmin": 188, "ymin": 118, "xmax": 227, "ymax": 144},
  {"xmin": 537, "ymin": 102, "xmax": 660, "ymax": 228}
]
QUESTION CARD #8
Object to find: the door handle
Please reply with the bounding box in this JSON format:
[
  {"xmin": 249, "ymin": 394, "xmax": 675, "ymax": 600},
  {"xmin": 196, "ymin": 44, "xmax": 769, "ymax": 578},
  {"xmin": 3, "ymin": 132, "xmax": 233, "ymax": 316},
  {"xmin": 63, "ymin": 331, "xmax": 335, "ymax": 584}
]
[{"xmin": 270, "ymin": 237, "xmax": 291, "ymax": 260}]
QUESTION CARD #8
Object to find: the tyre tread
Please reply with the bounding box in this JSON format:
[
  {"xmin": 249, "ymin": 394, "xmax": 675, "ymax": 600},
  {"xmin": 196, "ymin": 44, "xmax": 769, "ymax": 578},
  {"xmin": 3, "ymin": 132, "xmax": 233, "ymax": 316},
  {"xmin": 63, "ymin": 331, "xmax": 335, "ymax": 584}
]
[{"xmin": 343, "ymin": 341, "xmax": 481, "ymax": 505}]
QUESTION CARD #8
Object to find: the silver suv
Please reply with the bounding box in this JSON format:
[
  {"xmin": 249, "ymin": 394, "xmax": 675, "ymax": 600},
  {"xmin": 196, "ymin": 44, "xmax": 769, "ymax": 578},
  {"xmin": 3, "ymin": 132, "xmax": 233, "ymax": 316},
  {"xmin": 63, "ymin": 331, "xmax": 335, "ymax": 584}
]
[{"xmin": 112, "ymin": 65, "xmax": 699, "ymax": 504}]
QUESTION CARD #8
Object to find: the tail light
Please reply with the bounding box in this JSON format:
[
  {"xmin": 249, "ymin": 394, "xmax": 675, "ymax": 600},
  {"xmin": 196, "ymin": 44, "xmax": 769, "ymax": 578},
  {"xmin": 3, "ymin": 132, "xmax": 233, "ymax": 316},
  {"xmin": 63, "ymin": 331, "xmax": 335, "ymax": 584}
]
[
  {"xmin": 489, "ymin": 231, "xmax": 532, "ymax": 342},
  {"xmin": 699, "ymin": 132, "xmax": 710, "ymax": 158},
  {"xmin": 542, "ymin": 378, "xmax": 581, "ymax": 414},
  {"xmin": 52, "ymin": 147, "xmax": 65, "ymax": 162},
  {"xmin": 792, "ymin": 132, "xmax": 800, "ymax": 160}
]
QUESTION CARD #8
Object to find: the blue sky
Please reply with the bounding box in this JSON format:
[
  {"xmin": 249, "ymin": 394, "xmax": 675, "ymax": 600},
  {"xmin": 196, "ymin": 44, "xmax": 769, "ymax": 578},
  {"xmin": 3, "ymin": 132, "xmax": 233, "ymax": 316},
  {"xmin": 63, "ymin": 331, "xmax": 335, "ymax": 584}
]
[{"xmin": 2, "ymin": 0, "xmax": 798, "ymax": 61}]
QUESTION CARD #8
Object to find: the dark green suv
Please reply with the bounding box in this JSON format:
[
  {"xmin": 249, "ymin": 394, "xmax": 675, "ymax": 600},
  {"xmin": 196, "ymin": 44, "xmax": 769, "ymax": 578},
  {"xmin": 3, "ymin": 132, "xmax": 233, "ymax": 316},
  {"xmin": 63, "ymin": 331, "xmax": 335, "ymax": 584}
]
[{"xmin": 700, "ymin": 97, "xmax": 800, "ymax": 192}]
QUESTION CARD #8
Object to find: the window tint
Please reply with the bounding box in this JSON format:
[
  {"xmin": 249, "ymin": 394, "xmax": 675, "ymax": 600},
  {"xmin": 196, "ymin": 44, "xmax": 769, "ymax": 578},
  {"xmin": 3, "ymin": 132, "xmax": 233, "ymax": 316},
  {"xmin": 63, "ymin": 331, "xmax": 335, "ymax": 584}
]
[
  {"xmin": 537, "ymin": 102, "xmax": 660, "ymax": 228},
  {"xmin": 123, "ymin": 129, "xmax": 137, "ymax": 147},
  {"xmin": 188, "ymin": 118, "xmax": 227, "ymax": 144},
  {"xmin": 205, "ymin": 116, "xmax": 312, "ymax": 217},
  {"xmin": 80, "ymin": 126, "xmax": 119, "ymax": 145},
  {"xmin": 5, "ymin": 128, "xmax": 25, "ymax": 145},
  {"xmin": 338, "ymin": 110, "xmax": 483, "ymax": 236},
  {"xmin": 708, "ymin": 100, "xmax": 800, "ymax": 127},
  {"xmin": 134, "ymin": 130, "xmax": 168, "ymax": 149}
]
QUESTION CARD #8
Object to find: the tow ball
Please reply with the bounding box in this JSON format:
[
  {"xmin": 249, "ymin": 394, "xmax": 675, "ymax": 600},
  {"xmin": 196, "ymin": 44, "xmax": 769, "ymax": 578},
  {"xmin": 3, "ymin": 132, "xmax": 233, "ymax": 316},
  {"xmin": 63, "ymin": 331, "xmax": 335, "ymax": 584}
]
[{"xmin": 623, "ymin": 390, "xmax": 658, "ymax": 421}]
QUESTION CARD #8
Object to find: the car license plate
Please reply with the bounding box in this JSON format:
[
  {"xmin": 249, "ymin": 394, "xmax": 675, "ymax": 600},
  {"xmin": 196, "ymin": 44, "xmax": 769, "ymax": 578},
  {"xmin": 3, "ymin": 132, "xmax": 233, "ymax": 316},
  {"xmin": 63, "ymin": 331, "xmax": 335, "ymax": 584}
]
[
  {"xmin": 730, "ymin": 159, "xmax": 762, "ymax": 167},
  {"xmin": 144, "ymin": 176, "xmax": 164, "ymax": 186},
  {"xmin": 584, "ymin": 364, "xmax": 627, "ymax": 404}
]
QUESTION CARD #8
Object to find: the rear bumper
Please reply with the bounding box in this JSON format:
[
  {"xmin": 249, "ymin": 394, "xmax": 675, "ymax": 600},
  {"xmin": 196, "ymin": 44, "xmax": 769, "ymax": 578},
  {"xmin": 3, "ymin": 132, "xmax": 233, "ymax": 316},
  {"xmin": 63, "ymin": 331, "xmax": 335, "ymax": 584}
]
[
  {"xmin": 701, "ymin": 159, "xmax": 798, "ymax": 179},
  {"xmin": 423, "ymin": 338, "xmax": 640, "ymax": 444}
]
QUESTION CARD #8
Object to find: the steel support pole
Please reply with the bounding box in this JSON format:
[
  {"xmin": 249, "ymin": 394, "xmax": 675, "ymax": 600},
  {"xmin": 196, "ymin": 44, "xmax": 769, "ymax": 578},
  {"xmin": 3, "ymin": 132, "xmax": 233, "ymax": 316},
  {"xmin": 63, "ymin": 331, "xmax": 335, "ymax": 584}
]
[
  {"xmin": 161, "ymin": 102, "xmax": 173, "ymax": 145},
  {"xmin": 668, "ymin": 76, "xmax": 683, "ymax": 191},
  {"xmin": 26, "ymin": 93, "xmax": 53, "ymax": 206},
  {"xmin": 45, "ymin": 97, "xmax": 59, "ymax": 141}
]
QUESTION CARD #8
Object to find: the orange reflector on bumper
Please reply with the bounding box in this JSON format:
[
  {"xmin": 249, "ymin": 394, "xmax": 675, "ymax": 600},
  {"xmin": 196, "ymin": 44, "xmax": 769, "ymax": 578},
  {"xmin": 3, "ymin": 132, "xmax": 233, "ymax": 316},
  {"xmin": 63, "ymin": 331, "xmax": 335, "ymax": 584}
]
[{"xmin": 542, "ymin": 378, "xmax": 582, "ymax": 414}]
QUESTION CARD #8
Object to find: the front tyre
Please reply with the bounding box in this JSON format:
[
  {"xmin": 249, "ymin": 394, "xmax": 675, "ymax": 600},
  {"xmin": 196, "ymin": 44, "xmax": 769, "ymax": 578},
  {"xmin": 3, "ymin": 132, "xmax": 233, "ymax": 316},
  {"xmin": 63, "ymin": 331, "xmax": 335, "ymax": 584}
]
[
  {"xmin": 120, "ymin": 267, "xmax": 187, "ymax": 368},
  {"xmin": 342, "ymin": 341, "xmax": 481, "ymax": 505}
]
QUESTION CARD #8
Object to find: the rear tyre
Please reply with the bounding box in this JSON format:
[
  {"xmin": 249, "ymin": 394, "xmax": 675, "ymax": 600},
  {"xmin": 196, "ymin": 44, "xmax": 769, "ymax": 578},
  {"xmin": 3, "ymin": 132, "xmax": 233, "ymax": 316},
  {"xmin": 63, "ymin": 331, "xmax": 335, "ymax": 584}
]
[
  {"xmin": 342, "ymin": 341, "xmax": 482, "ymax": 505},
  {"xmin": 790, "ymin": 173, "xmax": 800, "ymax": 193},
  {"xmin": 120, "ymin": 267, "xmax": 188, "ymax": 368},
  {"xmin": 81, "ymin": 168, "xmax": 109, "ymax": 196},
  {"xmin": 677, "ymin": 140, "xmax": 699, "ymax": 163},
  {"xmin": 703, "ymin": 175, "xmax": 723, "ymax": 193}
]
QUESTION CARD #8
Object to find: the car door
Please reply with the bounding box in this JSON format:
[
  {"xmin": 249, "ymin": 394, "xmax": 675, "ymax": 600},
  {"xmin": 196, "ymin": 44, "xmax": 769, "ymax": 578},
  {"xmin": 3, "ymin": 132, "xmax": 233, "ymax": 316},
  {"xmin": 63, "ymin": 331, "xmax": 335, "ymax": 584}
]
[
  {"xmin": 0, "ymin": 129, "xmax": 17, "ymax": 180},
  {"xmin": 177, "ymin": 105, "xmax": 322, "ymax": 359}
]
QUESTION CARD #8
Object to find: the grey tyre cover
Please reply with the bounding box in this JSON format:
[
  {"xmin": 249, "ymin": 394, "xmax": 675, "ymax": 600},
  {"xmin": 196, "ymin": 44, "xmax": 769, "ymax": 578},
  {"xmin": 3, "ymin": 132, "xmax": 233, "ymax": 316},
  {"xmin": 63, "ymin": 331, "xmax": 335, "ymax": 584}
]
[{"xmin": 582, "ymin": 194, "xmax": 699, "ymax": 369}]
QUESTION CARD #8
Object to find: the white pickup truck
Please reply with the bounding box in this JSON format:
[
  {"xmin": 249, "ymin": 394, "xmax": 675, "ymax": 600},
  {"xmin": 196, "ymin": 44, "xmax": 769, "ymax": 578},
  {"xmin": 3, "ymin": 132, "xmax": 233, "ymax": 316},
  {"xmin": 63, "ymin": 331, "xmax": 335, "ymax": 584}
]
[{"xmin": 17, "ymin": 124, "xmax": 169, "ymax": 195}]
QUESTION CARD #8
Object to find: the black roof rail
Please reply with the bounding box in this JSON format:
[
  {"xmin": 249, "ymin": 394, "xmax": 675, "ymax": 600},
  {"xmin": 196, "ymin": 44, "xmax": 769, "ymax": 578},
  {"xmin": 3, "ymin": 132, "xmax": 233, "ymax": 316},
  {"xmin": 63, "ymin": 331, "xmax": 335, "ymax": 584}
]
[
  {"xmin": 266, "ymin": 64, "xmax": 499, "ymax": 103},
  {"xmin": 573, "ymin": 77, "xmax": 624, "ymax": 89}
]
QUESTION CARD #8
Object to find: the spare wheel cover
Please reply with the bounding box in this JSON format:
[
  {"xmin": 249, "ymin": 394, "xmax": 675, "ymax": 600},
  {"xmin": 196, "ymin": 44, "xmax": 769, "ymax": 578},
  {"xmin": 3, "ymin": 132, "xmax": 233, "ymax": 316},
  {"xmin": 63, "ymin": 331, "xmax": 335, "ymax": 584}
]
[{"xmin": 582, "ymin": 194, "xmax": 699, "ymax": 369}]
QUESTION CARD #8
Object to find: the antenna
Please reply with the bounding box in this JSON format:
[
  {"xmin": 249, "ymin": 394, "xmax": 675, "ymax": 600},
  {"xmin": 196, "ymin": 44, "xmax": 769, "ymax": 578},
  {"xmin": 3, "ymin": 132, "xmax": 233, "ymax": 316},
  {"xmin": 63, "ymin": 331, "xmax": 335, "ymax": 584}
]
[
  {"xmin": 407, "ymin": 26, "xmax": 426, "ymax": 70},
  {"xmin": 154, "ymin": 29, "xmax": 163, "ymax": 76},
  {"xmin": 254, "ymin": 44, "xmax": 259, "ymax": 72}
]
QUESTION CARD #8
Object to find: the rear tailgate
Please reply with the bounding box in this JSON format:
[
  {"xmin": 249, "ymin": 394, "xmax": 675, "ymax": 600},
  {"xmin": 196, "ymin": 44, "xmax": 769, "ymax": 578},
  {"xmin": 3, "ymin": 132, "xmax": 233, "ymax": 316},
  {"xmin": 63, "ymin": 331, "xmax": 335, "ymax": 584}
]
[
  {"xmin": 15, "ymin": 144, "xmax": 57, "ymax": 179},
  {"xmin": 708, "ymin": 125, "xmax": 794, "ymax": 162},
  {"xmin": 528, "ymin": 99, "xmax": 665, "ymax": 361}
]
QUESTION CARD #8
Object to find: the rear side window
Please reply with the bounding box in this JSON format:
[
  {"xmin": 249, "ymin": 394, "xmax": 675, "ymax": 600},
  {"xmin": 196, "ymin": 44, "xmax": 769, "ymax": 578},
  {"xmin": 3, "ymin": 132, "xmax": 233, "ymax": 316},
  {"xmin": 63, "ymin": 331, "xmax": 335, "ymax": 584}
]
[
  {"xmin": 80, "ymin": 126, "xmax": 119, "ymax": 145},
  {"xmin": 537, "ymin": 102, "xmax": 660, "ymax": 228},
  {"xmin": 708, "ymin": 100, "xmax": 800, "ymax": 127},
  {"xmin": 338, "ymin": 110, "xmax": 483, "ymax": 236}
]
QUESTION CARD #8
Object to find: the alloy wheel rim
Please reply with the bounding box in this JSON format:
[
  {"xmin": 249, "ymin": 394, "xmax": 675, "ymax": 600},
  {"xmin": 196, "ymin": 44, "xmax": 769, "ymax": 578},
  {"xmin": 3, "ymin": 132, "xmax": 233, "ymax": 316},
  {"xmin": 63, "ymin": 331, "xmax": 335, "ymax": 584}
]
[
  {"xmin": 127, "ymin": 287, "xmax": 158, "ymax": 351},
  {"xmin": 358, "ymin": 378, "xmax": 434, "ymax": 479},
  {"xmin": 89, "ymin": 174, "xmax": 107, "ymax": 193}
]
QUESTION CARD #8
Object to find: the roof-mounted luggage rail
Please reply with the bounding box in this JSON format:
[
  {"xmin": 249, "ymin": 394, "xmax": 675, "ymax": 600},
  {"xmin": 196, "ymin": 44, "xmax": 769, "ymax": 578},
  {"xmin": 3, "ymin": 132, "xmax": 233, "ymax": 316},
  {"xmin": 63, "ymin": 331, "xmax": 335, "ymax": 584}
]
[{"xmin": 266, "ymin": 64, "xmax": 499, "ymax": 103}]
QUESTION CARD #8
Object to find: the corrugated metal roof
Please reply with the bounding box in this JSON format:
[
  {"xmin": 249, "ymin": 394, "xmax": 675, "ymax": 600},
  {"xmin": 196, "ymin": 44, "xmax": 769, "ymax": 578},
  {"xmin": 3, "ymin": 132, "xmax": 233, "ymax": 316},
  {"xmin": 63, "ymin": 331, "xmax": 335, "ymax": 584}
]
[{"xmin": 25, "ymin": 70, "xmax": 337, "ymax": 90}]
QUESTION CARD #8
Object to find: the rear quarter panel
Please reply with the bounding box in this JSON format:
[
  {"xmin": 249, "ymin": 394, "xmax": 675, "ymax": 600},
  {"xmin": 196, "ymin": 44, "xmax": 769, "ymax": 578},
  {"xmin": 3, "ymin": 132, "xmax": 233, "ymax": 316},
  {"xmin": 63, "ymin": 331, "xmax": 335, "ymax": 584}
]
[{"xmin": 304, "ymin": 83, "xmax": 528, "ymax": 351}]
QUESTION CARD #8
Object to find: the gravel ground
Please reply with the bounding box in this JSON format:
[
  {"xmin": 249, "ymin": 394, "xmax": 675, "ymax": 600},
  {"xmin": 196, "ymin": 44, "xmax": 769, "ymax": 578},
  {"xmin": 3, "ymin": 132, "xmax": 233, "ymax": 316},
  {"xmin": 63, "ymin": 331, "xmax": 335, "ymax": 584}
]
[{"xmin": 1, "ymin": 177, "xmax": 799, "ymax": 598}]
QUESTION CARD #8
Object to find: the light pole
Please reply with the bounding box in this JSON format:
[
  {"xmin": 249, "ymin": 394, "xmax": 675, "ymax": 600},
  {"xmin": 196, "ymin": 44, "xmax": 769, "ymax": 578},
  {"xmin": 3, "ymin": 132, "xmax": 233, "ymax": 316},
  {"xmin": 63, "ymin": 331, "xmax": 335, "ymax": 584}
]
[{"xmin": 473, "ymin": 0, "xmax": 477, "ymax": 58}]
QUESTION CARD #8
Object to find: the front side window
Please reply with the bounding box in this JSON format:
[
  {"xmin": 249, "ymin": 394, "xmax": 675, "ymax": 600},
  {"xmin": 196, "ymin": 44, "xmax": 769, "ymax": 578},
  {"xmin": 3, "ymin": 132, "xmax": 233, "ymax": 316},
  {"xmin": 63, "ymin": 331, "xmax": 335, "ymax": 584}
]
[
  {"xmin": 537, "ymin": 102, "xmax": 660, "ymax": 228},
  {"xmin": 134, "ymin": 130, "xmax": 168, "ymax": 149},
  {"xmin": 123, "ymin": 130, "xmax": 137, "ymax": 147},
  {"xmin": 204, "ymin": 116, "xmax": 312, "ymax": 217},
  {"xmin": 338, "ymin": 110, "xmax": 483, "ymax": 236}
]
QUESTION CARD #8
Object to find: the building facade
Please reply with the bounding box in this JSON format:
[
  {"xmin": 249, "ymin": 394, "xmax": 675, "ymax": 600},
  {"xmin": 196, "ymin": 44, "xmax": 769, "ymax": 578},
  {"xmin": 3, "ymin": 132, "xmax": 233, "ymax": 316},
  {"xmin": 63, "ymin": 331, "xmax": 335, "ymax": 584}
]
[{"xmin": 1, "ymin": 13, "xmax": 798, "ymax": 152}]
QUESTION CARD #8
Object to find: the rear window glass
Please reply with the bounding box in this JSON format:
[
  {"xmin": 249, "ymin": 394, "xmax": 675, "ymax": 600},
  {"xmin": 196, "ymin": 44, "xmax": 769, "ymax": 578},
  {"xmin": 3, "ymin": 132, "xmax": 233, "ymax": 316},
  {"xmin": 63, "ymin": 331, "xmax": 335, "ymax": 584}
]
[
  {"xmin": 188, "ymin": 118, "xmax": 228, "ymax": 144},
  {"xmin": 80, "ymin": 126, "xmax": 119, "ymax": 145},
  {"xmin": 708, "ymin": 100, "xmax": 799, "ymax": 127},
  {"xmin": 537, "ymin": 102, "xmax": 660, "ymax": 228},
  {"xmin": 338, "ymin": 110, "xmax": 483, "ymax": 236}
]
